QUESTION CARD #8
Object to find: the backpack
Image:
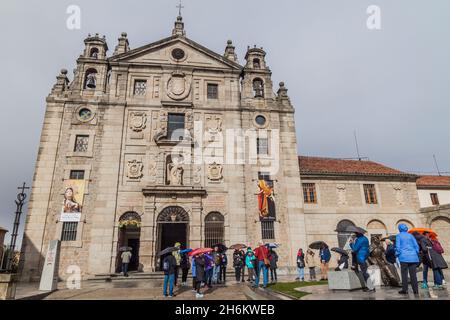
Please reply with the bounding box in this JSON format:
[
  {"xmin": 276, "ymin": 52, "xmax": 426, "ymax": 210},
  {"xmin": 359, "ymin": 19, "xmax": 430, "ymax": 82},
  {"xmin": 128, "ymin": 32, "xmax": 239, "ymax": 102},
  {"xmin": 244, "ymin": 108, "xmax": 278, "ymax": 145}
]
[
  {"xmin": 432, "ymin": 240, "xmax": 444, "ymax": 254},
  {"xmin": 163, "ymin": 258, "xmax": 170, "ymax": 272}
]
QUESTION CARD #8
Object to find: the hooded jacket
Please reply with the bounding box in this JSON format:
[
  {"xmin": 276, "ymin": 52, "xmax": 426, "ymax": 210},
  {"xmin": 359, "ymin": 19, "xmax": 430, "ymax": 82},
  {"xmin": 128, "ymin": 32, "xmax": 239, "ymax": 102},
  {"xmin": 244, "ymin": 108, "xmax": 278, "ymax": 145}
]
[
  {"xmin": 395, "ymin": 224, "xmax": 419, "ymax": 263},
  {"xmin": 350, "ymin": 234, "xmax": 370, "ymax": 264}
]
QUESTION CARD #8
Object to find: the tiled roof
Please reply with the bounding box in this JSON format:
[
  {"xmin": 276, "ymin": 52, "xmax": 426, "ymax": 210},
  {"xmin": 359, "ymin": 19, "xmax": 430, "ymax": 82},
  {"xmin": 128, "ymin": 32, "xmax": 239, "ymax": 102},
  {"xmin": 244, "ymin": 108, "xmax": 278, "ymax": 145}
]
[
  {"xmin": 416, "ymin": 175, "xmax": 450, "ymax": 188},
  {"xmin": 299, "ymin": 156, "xmax": 414, "ymax": 177}
]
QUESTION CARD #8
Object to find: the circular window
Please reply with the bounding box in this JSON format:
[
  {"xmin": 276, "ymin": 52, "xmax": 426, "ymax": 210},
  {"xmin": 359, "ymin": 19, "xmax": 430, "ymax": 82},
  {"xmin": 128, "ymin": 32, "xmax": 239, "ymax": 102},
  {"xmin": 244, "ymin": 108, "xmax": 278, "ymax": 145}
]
[
  {"xmin": 78, "ymin": 108, "xmax": 93, "ymax": 122},
  {"xmin": 255, "ymin": 115, "xmax": 267, "ymax": 127},
  {"xmin": 171, "ymin": 48, "xmax": 185, "ymax": 60}
]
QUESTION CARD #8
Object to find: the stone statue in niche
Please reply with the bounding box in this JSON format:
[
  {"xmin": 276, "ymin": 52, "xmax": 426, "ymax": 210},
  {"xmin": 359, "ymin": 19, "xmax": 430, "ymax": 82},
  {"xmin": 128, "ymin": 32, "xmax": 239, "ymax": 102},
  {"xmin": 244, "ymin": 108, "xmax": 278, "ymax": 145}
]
[
  {"xmin": 337, "ymin": 184, "xmax": 347, "ymax": 206},
  {"xmin": 167, "ymin": 156, "xmax": 184, "ymax": 186},
  {"xmin": 127, "ymin": 160, "xmax": 144, "ymax": 180}
]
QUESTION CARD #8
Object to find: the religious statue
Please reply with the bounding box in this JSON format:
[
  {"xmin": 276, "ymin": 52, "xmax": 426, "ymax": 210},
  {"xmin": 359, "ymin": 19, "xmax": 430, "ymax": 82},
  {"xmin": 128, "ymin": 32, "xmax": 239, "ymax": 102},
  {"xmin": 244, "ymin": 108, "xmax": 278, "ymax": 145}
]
[
  {"xmin": 63, "ymin": 187, "xmax": 81, "ymax": 213},
  {"xmin": 368, "ymin": 235, "xmax": 401, "ymax": 287},
  {"xmin": 167, "ymin": 157, "xmax": 184, "ymax": 186}
]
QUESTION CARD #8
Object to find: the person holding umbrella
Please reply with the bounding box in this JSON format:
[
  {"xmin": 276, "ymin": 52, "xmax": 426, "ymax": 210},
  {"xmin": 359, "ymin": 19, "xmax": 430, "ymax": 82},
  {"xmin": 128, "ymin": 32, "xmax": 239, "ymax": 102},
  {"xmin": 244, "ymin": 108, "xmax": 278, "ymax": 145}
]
[
  {"xmin": 268, "ymin": 249, "xmax": 279, "ymax": 283},
  {"xmin": 180, "ymin": 250, "xmax": 190, "ymax": 287},
  {"xmin": 233, "ymin": 248, "xmax": 245, "ymax": 283},
  {"xmin": 220, "ymin": 251, "xmax": 228, "ymax": 284},
  {"xmin": 194, "ymin": 253, "xmax": 206, "ymax": 299},
  {"xmin": 348, "ymin": 227, "xmax": 374, "ymax": 292},
  {"xmin": 395, "ymin": 224, "xmax": 420, "ymax": 295}
]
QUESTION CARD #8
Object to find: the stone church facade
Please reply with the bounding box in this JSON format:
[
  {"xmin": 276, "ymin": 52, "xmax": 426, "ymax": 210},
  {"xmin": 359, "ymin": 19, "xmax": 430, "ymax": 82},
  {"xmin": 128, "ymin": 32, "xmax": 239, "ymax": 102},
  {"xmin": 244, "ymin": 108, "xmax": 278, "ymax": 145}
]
[{"xmin": 19, "ymin": 16, "xmax": 306, "ymax": 281}]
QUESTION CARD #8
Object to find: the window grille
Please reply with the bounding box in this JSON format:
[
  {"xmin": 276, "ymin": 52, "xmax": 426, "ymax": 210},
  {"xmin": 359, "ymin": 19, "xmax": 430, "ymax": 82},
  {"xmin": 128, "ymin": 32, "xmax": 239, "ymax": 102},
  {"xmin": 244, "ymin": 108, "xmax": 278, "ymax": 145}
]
[
  {"xmin": 204, "ymin": 212, "xmax": 224, "ymax": 248},
  {"xmin": 61, "ymin": 222, "xmax": 78, "ymax": 241},
  {"xmin": 74, "ymin": 135, "xmax": 89, "ymax": 152},
  {"xmin": 134, "ymin": 80, "xmax": 147, "ymax": 96},
  {"xmin": 261, "ymin": 220, "xmax": 275, "ymax": 240},
  {"xmin": 302, "ymin": 183, "xmax": 317, "ymax": 204},
  {"xmin": 167, "ymin": 114, "xmax": 185, "ymax": 141},
  {"xmin": 70, "ymin": 170, "xmax": 85, "ymax": 180},
  {"xmin": 207, "ymin": 84, "xmax": 218, "ymax": 99},
  {"xmin": 363, "ymin": 184, "xmax": 378, "ymax": 204}
]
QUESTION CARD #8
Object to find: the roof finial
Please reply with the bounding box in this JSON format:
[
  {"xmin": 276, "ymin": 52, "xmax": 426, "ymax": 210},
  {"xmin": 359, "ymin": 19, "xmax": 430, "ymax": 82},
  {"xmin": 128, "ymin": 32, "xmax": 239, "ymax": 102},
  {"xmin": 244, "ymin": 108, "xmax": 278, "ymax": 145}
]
[{"xmin": 176, "ymin": 0, "xmax": 184, "ymax": 17}]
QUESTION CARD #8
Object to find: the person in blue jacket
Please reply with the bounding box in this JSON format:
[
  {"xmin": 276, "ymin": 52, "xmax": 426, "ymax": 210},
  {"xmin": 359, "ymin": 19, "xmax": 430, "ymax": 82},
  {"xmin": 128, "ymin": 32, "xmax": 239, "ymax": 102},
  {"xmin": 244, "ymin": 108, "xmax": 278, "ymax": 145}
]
[
  {"xmin": 319, "ymin": 244, "xmax": 331, "ymax": 280},
  {"xmin": 350, "ymin": 232, "xmax": 374, "ymax": 292},
  {"xmin": 395, "ymin": 224, "xmax": 419, "ymax": 295}
]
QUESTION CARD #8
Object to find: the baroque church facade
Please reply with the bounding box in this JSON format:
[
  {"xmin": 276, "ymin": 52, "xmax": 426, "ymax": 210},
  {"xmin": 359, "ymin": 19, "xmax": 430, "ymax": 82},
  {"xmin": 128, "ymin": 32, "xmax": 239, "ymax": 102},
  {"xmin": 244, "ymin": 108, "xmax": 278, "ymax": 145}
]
[
  {"xmin": 19, "ymin": 16, "xmax": 306, "ymax": 280},
  {"xmin": 19, "ymin": 16, "xmax": 450, "ymax": 282}
]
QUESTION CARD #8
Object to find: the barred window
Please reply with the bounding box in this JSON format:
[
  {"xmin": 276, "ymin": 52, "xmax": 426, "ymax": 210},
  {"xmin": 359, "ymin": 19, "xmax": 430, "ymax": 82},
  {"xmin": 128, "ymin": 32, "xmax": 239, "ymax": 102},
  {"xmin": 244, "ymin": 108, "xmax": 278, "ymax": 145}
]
[
  {"xmin": 167, "ymin": 113, "xmax": 185, "ymax": 141},
  {"xmin": 61, "ymin": 222, "xmax": 78, "ymax": 241},
  {"xmin": 134, "ymin": 80, "xmax": 147, "ymax": 96},
  {"xmin": 257, "ymin": 138, "xmax": 269, "ymax": 155},
  {"xmin": 74, "ymin": 135, "xmax": 89, "ymax": 152},
  {"xmin": 207, "ymin": 84, "xmax": 218, "ymax": 100},
  {"xmin": 364, "ymin": 184, "xmax": 378, "ymax": 204},
  {"xmin": 70, "ymin": 170, "xmax": 85, "ymax": 180},
  {"xmin": 302, "ymin": 183, "xmax": 317, "ymax": 204},
  {"xmin": 431, "ymin": 193, "xmax": 439, "ymax": 205},
  {"xmin": 261, "ymin": 221, "xmax": 275, "ymax": 240},
  {"xmin": 204, "ymin": 212, "xmax": 224, "ymax": 248}
]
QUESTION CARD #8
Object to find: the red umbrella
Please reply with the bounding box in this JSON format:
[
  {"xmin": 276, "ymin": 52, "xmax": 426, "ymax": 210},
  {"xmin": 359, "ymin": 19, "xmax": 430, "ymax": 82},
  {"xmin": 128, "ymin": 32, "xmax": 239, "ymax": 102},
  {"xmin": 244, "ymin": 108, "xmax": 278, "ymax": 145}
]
[{"xmin": 189, "ymin": 248, "xmax": 213, "ymax": 256}]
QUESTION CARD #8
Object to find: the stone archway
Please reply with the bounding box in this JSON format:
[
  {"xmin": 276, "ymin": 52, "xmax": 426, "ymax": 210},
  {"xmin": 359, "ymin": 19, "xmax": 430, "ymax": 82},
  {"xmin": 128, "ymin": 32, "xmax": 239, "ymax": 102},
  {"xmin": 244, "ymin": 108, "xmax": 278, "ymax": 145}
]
[
  {"xmin": 116, "ymin": 211, "xmax": 141, "ymax": 273},
  {"xmin": 430, "ymin": 217, "xmax": 450, "ymax": 261},
  {"xmin": 155, "ymin": 206, "xmax": 189, "ymax": 270}
]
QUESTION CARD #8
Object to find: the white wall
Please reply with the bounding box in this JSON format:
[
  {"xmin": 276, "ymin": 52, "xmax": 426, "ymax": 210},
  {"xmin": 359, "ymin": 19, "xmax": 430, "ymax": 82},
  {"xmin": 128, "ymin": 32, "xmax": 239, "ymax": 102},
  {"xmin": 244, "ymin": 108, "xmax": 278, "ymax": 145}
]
[{"xmin": 418, "ymin": 189, "xmax": 450, "ymax": 207}]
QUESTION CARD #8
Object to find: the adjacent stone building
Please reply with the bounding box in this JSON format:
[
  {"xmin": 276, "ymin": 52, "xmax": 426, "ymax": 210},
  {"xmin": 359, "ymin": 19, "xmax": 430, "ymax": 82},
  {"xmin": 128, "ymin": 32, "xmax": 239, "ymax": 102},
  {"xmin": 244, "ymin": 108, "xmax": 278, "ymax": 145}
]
[{"xmin": 19, "ymin": 16, "xmax": 305, "ymax": 281}]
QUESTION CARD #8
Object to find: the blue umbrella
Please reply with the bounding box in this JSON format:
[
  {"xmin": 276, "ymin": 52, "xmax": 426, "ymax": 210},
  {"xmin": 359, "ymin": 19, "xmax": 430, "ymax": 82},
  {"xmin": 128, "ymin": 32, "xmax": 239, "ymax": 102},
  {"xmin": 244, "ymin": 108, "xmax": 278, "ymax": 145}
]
[{"xmin": 180, "ymin": 248, "xmax": 193, "ymax": 254}]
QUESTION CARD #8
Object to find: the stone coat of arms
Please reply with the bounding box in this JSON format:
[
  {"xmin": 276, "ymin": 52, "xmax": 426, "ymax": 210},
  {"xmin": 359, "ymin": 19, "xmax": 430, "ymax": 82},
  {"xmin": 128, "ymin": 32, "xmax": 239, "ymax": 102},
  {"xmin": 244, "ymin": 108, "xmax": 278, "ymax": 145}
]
[{"xmin": 167, "ymin": 71, "xmax": 192, "ymax": 101}]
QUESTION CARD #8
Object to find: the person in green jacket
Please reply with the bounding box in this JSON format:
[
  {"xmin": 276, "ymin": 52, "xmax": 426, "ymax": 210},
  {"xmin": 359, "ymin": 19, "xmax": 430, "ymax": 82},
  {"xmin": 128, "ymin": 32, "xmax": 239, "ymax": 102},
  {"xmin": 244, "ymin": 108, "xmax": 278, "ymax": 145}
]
[{"xmin": 245, "ymin": 248, "xmax": 256, "ymax": 283}]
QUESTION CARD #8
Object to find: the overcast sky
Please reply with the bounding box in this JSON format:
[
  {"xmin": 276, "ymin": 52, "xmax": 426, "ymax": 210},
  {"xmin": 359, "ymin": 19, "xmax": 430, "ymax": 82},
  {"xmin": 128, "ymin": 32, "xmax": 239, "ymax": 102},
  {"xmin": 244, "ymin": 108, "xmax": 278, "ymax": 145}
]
[{"xmin": 0, "ymin": 0, "xmax": 449, "ymax": 247}]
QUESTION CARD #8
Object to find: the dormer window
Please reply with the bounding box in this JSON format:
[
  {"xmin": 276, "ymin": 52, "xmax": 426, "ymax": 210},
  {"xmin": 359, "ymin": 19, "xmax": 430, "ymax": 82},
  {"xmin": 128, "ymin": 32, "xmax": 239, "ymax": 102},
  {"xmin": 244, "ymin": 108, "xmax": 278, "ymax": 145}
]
[
  {"xmin": 84, "ymin": 69, "xmax": 97, "ymax": 89},
  {"xmin": 253, "ymin": 58, "xmax": 261, "ymax": 69},
  {"xmin": 90, "ymin": 48, "xmax": 99, "ymax": 59},
  {"xmin": 253, "ymin": 78, "xmax": 264, "ymax": 98}
]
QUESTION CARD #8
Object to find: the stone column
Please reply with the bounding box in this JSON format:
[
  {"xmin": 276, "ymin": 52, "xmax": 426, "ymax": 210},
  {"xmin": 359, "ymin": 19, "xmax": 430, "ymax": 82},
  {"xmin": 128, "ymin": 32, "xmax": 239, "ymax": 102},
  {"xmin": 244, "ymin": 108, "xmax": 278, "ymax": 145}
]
[
  {"xmin": 190, "ymin": 196, "xmax": 203, "ymax": 249},
  {"xmin": 142, "ymin": 195, "xmax": 156, "ymax": 272}
]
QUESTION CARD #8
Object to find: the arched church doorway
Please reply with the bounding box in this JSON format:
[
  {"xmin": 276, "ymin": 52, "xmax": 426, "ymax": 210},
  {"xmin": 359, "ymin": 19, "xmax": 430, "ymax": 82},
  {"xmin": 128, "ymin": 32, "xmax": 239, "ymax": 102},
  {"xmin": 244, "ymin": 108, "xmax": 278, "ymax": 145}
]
[
  {"xmin": 156, "ymin": 206, "xmax": 189, "ymax": 270},
  {"xmin": 116, "ymin": 212, "xmax": 141, "ymax": 273}
]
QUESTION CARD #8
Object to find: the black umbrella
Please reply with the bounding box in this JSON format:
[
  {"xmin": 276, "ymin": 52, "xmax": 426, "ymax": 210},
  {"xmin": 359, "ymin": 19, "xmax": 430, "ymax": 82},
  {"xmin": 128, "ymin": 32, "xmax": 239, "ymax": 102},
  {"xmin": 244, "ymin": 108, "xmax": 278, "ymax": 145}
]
[
  {"xmin": 309, "ymin": 241, "xmax": 328, "ymax": 250},
  {"xmin": 158, "ymin": 246, "xmax": 179, "ymax": 256},
  {"xmin": 331, "ymin": 247, "xmax": 349, "ymax": 256},
  {"xmin": 345, "ymin": 225, "xmax": 367, "ymax": 234},
  {"xmin": 212, "ymin": 243, "xmax": 228, "ymax": 252},
  {"xmin": 381, "ymin": 235, "xmax": 396, "ymax": 242}
]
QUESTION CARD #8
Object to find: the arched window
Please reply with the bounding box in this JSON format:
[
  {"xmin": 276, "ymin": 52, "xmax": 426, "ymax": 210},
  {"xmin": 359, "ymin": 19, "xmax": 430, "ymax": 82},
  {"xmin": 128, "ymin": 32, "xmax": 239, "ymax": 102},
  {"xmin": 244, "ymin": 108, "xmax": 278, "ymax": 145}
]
[
  {"xmin": 90, "ymin": 47, "xmax": 99, "ymax": 58},
  {"xmin": 253, "ymin": 58, "xmax": 261, "ymax": 69},
  {"xmin": 84, "ymin": 68, "xmax": 97, "ymax": 89},
  {"xmin": 253, "ymin": 78, "xmax": 264, "ymax": 98},
  {"xmin": 204, "ymin": 212, "xmax": 224, "ymax": 248},
  {"xmin": 367, "ymin": 219, "xmax": 387, "ymax": 241},
  {"xmin": 336, "ymin": 219, "xmax": 355, "ymax": 248}
]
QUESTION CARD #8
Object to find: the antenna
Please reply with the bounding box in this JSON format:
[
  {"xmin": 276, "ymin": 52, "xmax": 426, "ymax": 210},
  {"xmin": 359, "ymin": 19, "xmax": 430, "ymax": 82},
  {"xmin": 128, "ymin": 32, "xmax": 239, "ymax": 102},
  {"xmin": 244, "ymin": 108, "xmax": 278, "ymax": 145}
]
[
  {"xmin": 433, "ymin": 154, "xmax": 442, "ymax": 176},
  {"xmin": 354, "ymin": 130, "xmax": 362, "ymax": 161}
]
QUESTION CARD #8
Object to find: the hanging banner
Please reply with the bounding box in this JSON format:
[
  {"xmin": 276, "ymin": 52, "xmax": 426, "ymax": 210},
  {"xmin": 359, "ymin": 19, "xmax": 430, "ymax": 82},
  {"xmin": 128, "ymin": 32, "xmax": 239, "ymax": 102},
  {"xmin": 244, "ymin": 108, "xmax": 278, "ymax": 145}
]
[
  {"xmin": 60, "ymin": 179, "xmax": 85, "ymax": 222},
  {"xmin": 257, "ymin": 179, "xmax": 276, "ymax": 221}
]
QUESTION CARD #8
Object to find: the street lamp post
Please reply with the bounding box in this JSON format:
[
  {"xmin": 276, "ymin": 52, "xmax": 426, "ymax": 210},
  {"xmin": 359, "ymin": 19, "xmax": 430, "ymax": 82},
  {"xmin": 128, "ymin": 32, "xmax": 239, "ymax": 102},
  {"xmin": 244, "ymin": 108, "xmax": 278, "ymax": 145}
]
[{"xmin": 6, "ymin": 182, "xmax": 29, "ymax": 272}]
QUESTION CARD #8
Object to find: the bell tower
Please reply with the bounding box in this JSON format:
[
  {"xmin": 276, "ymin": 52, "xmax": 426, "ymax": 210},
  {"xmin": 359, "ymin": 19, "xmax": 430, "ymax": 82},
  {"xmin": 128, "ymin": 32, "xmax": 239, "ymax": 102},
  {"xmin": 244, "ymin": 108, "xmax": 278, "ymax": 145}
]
[
  {"xmin": 72, "ymin": 33, "xmax": 109, "ymax": 94},
  {"xmin": 241, "ymin": 46, "xmax": 275, "ymax": 104}
]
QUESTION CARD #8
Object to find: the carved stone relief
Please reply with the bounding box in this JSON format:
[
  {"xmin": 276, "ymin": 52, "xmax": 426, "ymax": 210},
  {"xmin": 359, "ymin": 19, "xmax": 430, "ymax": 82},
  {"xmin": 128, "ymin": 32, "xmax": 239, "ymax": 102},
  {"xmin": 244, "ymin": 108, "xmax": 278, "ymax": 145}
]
[
  {"xmin": 153, "ymin": 110, "xmax": 168, "ymax": 142},
  {"xmin": 393, "ymin": 184, "xmax": 404, "ymax": 206},
  {"xmin": 166, "ymin": 71, "xmax": 192, "ymax": 101},
  {"xmin": 127, "ymin": 160, "xmax": 144, "ymax": 181},
  {"xmin": 337, "ymin": 184, "xmax": 347, "ymax": 206},
  {"xmin": 207, "ymin": 162, "xmax": 223, "ymax": 182},
  {"xmin": 129, "ymin": 111, "xmax": 147, "ymax": 139}
]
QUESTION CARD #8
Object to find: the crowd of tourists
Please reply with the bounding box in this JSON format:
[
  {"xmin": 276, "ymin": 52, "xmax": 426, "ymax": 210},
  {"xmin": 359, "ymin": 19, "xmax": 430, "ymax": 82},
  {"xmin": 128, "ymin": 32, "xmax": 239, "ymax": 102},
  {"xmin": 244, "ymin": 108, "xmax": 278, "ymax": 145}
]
[
  {"xmin": 158, "ymin": 241, "xmax": 283, "ymax": 298},
  {"xmin": 118, "ymin": 224, "xmax": 447, "ymax": 299}
]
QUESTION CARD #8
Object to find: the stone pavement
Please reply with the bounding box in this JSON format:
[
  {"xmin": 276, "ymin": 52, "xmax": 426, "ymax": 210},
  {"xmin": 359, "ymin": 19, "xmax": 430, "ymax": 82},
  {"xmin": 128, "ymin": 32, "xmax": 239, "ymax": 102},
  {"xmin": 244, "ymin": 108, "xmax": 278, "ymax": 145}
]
[{"xmin": 16, "ymin": 279, "xmax": 252, "ymax": 300}]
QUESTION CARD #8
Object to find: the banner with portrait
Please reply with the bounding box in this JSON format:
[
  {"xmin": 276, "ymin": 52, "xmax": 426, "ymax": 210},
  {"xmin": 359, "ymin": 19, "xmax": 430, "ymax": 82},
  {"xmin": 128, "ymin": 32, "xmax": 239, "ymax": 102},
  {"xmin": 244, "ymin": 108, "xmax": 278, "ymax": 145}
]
[
  {"xmin": 60, "ymin": 179, "xmax": 85, "ymax": 222},
  {"xmin": 257, "ymin": 179, "xmax": 276, "ymax": 221}
]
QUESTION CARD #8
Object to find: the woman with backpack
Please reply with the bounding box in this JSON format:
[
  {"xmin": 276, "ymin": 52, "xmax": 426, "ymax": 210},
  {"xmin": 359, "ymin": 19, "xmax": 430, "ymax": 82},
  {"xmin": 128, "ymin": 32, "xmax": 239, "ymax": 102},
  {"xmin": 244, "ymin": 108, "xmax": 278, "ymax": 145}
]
[
  {"xmin": 296, "ymin": 248, "xmax": 306, "ymax": 281},
  {"xmin": 233, "ymin": 249, "xmax": 244, "ymax": 283}
]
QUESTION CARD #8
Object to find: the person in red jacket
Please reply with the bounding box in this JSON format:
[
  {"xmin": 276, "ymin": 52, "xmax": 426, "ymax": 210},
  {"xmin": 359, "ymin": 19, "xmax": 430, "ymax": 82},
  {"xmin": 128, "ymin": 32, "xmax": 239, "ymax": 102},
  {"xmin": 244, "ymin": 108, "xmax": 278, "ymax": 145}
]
[{"xmin": 253, "ymin": 241, "xmax": 269, "ymax": 288}]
